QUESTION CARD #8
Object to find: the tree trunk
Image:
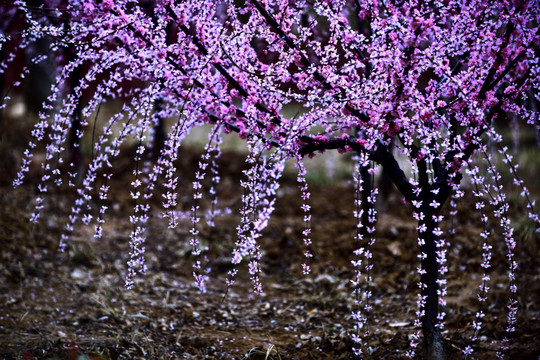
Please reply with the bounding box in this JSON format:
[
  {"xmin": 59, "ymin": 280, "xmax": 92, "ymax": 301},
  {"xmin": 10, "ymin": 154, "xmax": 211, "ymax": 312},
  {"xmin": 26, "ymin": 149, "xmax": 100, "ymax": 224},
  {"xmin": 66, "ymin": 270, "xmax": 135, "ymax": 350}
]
[
  {"xmin": 360, "ymin": 163, "xmax": 372, "ymax": 230},
  {"xmin": 419, "ymin": 209, "xmax": 447, "ymax": 360},
  {"xmin": 153, "ymin": 98, "xmax": 166, "ymax": 157},
  {"xmin": 347, "ymin": 143, "xmax": 455, "ymax": 359}
]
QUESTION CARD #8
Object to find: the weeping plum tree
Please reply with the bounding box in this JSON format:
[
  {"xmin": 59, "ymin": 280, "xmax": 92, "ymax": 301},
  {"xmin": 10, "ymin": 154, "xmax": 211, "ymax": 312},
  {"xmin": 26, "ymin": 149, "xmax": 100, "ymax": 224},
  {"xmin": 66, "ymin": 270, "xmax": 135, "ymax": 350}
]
[{"xmin": 2, "ymin": 0, "xmax": 540, "ymax": 358}]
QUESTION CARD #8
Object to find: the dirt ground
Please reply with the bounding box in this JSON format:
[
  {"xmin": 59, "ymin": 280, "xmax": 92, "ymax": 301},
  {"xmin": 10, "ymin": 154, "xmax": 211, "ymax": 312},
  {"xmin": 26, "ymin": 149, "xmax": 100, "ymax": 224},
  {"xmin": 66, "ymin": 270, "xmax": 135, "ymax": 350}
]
[{"xmin": 1, "ymin": 130, "xmax": 539, "ymax": 359}]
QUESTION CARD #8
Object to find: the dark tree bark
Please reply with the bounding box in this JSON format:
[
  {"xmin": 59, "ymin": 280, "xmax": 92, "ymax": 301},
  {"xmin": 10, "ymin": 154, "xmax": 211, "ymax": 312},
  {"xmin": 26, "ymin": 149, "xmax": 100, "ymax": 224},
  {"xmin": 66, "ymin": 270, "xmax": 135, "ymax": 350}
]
[
  {"xmin": 153, "ymin": 98, "xmax": 166, "ymax": 157},
  {"xmin": 373, "ymin": 144, "xmax": 452, "ymax": 359},
  {"xmin": 418, "ymin": 207, "xmax": 447, "ymax": 360},
  {"xmin": 378, "ymin": 140, "xmax": 394, "ymax": 200},
  {"xmin": 360, "ymin": 163, "xmax": 372, "ymax": 231},
  {"xmin": 302, "ymin": 140, "xmax": 453, "ymax": 359}
]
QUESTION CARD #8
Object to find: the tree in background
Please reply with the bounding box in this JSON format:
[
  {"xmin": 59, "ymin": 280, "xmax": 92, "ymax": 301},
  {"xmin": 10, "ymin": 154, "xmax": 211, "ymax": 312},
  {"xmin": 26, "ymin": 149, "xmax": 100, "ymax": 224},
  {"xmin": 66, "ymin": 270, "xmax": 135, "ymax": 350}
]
[{"xmin": 2, "ymin": 1, "xmax": 539, "ymax": 359}]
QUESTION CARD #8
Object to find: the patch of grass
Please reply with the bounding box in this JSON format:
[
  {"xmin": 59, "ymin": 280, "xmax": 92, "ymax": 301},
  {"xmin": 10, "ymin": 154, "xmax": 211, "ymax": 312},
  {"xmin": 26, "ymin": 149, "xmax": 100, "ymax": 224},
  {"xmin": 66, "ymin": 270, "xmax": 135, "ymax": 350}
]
[
  {"xmin": 67, "ymin": 241, "xmax": 101, "ymax": 268},
  {"xmin": 515, "ymin": 217, "xmax": 540, "ymax": 254},
  {"xmin": 241, "ymin": 344, "xmax": 282, "ymax": 360}
]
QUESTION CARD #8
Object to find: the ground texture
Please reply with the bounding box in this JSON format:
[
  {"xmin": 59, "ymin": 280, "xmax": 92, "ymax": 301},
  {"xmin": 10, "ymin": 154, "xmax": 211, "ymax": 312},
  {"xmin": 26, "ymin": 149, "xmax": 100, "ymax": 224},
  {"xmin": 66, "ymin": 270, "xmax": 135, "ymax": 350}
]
[{"xmin": 1, "ymin": 142, "xmax": 539, "ymax": 360}]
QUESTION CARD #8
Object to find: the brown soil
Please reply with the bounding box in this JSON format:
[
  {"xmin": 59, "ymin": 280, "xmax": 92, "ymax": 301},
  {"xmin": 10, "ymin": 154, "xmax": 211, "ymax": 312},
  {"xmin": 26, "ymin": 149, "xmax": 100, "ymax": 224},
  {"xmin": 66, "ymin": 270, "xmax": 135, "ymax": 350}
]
[{"xmin": 1, "ymin": 143, "xmax": 539, "ymax": 359}]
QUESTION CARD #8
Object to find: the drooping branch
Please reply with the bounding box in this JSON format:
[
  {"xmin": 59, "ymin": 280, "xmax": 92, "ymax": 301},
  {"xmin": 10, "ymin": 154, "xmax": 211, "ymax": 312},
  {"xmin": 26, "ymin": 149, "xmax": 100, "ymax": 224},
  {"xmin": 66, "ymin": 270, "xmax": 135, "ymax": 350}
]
[
  {"xmin": 110, "ymin": 12, "xmax": 285, "ymax": 146},
  {"xmin": 446, "ymin": 67, "xmax": 532, "ymax": 170},
  {"xmin": 299, "ymin": 136, "xmax": 415, "ymax": 203},
  {"xmin": 477, "ymin": 21, "xmax": 515, "ymax": 100},
  {"xmin": 249, "ymin": 0, "xmax": 371, "ymax": 124},
  {"xmin": 165, "ymin": 5, "xmax": 283, "ymax": 127}
]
